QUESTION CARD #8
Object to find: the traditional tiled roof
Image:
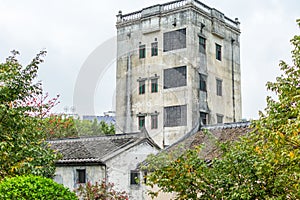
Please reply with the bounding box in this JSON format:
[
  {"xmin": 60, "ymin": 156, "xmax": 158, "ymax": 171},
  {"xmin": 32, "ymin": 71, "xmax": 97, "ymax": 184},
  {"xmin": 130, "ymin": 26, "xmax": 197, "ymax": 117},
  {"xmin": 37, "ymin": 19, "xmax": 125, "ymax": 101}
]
[
  {"xmin": 49, "ymin": 131, "xmax": 159, "ymax": 165},
  {"xmin": 165, "ymin": 121, "xmax": 252, "ymax": 159}
]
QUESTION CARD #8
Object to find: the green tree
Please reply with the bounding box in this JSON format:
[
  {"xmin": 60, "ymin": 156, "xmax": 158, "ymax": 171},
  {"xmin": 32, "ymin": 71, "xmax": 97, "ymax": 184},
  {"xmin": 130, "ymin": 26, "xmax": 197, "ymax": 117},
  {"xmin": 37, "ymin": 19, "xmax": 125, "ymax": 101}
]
[
  {"xmin": 0, "ymin": 51, "xmax": 59, "ymax": 179},
  {"xmin": 0, "ymin": 175, "xmax": 78, "ymax": 200},
  {"xmin": 143, "ymin": 20, "xmax": 300, "ymax": 199}
]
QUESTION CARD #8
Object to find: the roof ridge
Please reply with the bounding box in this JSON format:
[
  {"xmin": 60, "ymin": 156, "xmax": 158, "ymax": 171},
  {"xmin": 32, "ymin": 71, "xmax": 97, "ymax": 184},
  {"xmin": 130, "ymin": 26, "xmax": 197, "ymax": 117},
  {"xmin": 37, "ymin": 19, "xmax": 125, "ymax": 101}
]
[
  {"xmin": 47, "ymin": 132, "xmax": 141, "ymax": 143},
  {"xmin": 202, "ymin": 121, "xmax": 251, "ymax": 130}
]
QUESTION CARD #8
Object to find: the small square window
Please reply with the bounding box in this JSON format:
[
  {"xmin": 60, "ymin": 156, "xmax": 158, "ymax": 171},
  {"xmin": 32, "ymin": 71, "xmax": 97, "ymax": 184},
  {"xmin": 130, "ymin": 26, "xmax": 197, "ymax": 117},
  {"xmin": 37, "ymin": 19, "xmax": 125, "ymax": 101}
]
[
  {"xmin": 139, "ymin": 44, "xmax": 146, "ymax": 59},
  {"xmin": 151, "ymin": 79, "xmax": 158, "ymax": 93},
  {"xmin": 151, "ymin": 115, "xmax": 158, "ymax": 129},
  {"xmin": 130, "ymin": 170, "xmax": 140, "ymax": 185},
  {"xmin": 217, "ymin": 114, "xmax": 224, "ymax": 124},
  {"xmin": 216, "ymin": 44, "xmax": 222, "ymax": 61},
  {"xmin": 139, "ymin": 80, "xmax": 145, "ymax": 95},
  {"xmin": 151, "ymin": 42, "xmax": 158, "ymax": 56},
  {"xmin": 138, "ymin": 116, "xmax": 145, "ymax": 130},
  {"xmin": 216, "ymin": 79, "xmax": 222, "ymax": 96},
  {"xmin": 199, "ymin": 36, "xmax": 206, "ymax": 54},
  {"xmin": 76, "ymin": 169, "xmax": 86, "ymax": 184}
]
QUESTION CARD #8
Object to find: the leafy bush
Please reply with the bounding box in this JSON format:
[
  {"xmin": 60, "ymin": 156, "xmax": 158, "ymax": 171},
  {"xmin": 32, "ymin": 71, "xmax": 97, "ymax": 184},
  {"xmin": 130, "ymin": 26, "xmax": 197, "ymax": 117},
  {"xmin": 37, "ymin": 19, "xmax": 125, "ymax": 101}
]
[
  {"xmin": 0, "ymin": 175, "xmax": 78, "ymax": 200},
  {"xmin": 77, "ymin": 179, "xmax": 128, "ymax": 200}
]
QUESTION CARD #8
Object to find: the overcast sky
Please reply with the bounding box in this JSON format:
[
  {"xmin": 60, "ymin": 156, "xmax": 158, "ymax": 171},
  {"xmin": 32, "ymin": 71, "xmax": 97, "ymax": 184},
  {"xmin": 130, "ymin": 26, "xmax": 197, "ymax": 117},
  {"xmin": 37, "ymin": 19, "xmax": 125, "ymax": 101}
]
[{"xmin": 0, "ymin": 0, "xmax": 299, "ymax": 120}]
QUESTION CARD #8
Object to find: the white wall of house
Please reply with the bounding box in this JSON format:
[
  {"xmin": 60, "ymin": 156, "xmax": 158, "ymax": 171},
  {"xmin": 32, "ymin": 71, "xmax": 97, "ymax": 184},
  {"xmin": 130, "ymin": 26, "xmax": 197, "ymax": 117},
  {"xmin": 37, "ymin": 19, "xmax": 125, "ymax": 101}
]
[
  {"xmin": 105, "ymin": 142, "xmax": 159, "ymax": 200},
  {"xmin": 54, "ymin": 165, "xmax": 106, "ymax": 191}
]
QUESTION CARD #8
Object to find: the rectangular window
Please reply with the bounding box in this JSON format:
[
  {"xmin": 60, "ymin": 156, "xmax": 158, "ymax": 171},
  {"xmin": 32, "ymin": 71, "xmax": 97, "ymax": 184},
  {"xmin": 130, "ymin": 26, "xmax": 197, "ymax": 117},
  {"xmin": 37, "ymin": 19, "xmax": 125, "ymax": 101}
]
[
  {"xmin": 139, "ymin": 44, "xmax": 146, "ymax": 59},
  {"xmin": 138, "ymin": 116, "xmax": 145, "ymax": 130},
  {"xmin": 164, "ymin": 66, "xmax": 187, "ymax": 89},
  {"xmin": 130, "ymin": 170, "xmax": 140, "ymax": 185},
  {"xmin": 163, "ymin": 28, "xmax": 186, "ymax": 52},
  {"xmin": 139, "ymin": 80, "xmax": 145, "ymax": 95},
  {"xmin": 151, "ymin": 79, "xmax": 158, "ymax": 93},
  {"xmin": 199, "ymin": 36, "xmax": 206, "ymax": 54},
  {"xmin": 151, "ymin": 115, "xmax": 158, "ymax": 129},
  {"xmin": 217, "ymin": 114, "xmax": 224, "ymax": 124},
  {"xmin": 151, "ymin": 42, "xmax": 158, "ymax": 56},
  {"xmin": 216, "ymin": 79, "xmax": 222, "ymax": 96},
  {"xmin": 199, "ymin": 74, "xmax": 207, "ymax": 92},
  {"xmin": 216, "ymin": 44, "xmax": 222, "ymax": 61},
  {"xmin": 200, "ymin": 112, "xmax": 208, "ymax": 125},
  {"xmin": 76, "ymin": 169, "xmax": 86, "ymax": 184},
  {"xmin": 164, "ymin": 105, "xmax": 187, "ymax": 127}
]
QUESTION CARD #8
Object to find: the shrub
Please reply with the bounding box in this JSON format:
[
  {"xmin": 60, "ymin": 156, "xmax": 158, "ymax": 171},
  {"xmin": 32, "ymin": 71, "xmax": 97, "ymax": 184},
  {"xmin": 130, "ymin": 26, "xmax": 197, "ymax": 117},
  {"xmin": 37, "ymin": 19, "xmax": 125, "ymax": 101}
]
[{"xmin": 0, "ymin": 175, "xmax": 78, "ymax": 200}]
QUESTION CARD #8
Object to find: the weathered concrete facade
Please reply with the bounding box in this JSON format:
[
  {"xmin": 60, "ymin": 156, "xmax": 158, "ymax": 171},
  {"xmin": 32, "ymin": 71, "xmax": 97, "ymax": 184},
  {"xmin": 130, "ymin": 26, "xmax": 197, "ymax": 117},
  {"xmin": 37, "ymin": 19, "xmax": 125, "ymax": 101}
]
[{"xmin": 116, "ymin": 0, "xmax": 242, "ymax": 147}]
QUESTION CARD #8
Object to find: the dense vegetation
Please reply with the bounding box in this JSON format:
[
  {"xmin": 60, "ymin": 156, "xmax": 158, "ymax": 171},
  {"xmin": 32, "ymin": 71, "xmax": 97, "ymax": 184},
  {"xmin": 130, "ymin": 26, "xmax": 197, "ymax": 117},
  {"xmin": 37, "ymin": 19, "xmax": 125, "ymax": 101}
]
[
  {"xmin": 0, "ymin": 50, "xmax": 58, "ymax": 179},
  {"xmin": 0, "ymin": 175, "xmax": 78, "ymax": 200}
]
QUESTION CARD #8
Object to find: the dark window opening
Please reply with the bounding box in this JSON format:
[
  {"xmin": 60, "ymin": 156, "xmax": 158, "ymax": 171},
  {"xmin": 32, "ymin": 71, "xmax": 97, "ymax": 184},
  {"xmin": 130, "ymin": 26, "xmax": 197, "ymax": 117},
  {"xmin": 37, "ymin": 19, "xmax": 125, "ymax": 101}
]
[
  {"xmin": 199, "ymin": 36, "xmax": 206, "ymax": 54},
  {"xmin": 138, "ymin": 116, "xmax": 145, "ymax": 130},
  {"xmin": 200, "ymin": 112, "xmax": 208, "ymax": 125},
  {"xmin": 139, "ymin": 80, "xmax": 145, "ymax": 95},
  {"xmin": 151, "ymin": 79, "xmax": 158, "ymax": 93},
  {"xmin": 199, "ymin": 74, "xmax": 207, "ymax": 92},
  {"xmin": 139, "ymin": 44, "xmax": 146, "ymax": 59},
  {"xmin": 151, "ymin": 115, "xmax": 158, "ymax": 129},
  {"xmin": 76, "ymin": 169, "xmax": 86, "ymax": 184},
  {"xmin": 164, "ymin": 66, "xmax": 187, "ymax": 89},
  {"xmin": 130, "ymin": 171, "xmax": 140, "ymax": 185},
  {"xmin": 217, "ymin": 114, "xmax": 224, "ymax": 124},
  {"xmin": 164, "ymin": 105, "xmax": 187, "ymax": 127},
  {"xmin": 151, "ymin": 42, "xmax": 158, "ymax": 56},
  {"xmin": 216, "ymin": 44, "xmax": 222, "ymax": 61},
  {"xmin": 163, "ymin": 28, "xmax": 186, "ymax": 52},
  {"xmin": 216, "ymin": 79, "xmax": 222, "ymax": 96}
]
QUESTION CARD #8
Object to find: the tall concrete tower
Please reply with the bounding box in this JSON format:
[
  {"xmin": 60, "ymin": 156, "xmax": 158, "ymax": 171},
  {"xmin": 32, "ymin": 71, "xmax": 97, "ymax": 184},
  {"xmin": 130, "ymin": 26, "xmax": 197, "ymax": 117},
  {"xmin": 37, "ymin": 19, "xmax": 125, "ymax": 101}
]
[{"xmin": 115, "ymin": 0, "xmax": 242, "ymax": 147}]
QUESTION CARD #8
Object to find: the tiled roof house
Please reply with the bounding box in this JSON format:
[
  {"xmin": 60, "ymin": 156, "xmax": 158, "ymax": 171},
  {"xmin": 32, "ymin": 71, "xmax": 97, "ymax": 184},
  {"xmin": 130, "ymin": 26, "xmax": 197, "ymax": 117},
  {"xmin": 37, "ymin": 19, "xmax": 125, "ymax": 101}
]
[{"xmin": 49, "ymin": 131, "xmax": 160, "ymax": 200}]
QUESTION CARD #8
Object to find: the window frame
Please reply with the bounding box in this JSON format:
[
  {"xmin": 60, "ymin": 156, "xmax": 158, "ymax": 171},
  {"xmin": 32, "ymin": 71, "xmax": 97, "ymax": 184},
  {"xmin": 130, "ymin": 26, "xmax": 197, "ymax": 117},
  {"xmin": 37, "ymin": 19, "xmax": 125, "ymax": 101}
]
[
  {"xmin": 151, "ymin": 42, "xmax": 158, "ymax": 56},
  {"xmin": 199, "ymin": 74, "xmax": 207, "ymax": 92},
  {"xmin": 199, "ymin": 36, "xmax": 206, "ymax": 54},
  {"xmin": 164, "ymin": 66, "xmax": 187, "ymax": 89},
  {"xmin": 138, "ymin": 115, "xmax": 145, "ymax": 130},
  {"xmin": 200, "ymin": 112, "xmax": 208, "ymax": 125},
  {"xmin": 216, "ymin": 43, "xmax": 222, "ymax": 61},
  {"xmin": 151, "ymin": 79, "xmax": 158, "ymax": 93},
  {"xmin": 216, "ymin": 78, "xmax": 223, "ymax": 96},
  {"xmin": 151, "ymin": 114, "xmax": 158, "ymax": 129},
  {"xmin": 217, "ymin": 114, "xmax": 224, "ymax": 124},
  {"xmin": 139, "ymin": 80, "xmax": 146, "ymax": 95},
  {"xmin": 76, "ymin": 169, "xmax": 86, "ymax": 184},
  {"xmin": 164, "ymin": 105, "xmax": 187, "ymax": 127},
  {"xmin": 163, "ymin": 28, "xmax": 186, "ymax": 52},
  {"xmin": 139, "ymin": 44, "xmax": 146, "ymax": 59},
  {"xmin": 130, "ymin": 170, "xmax": 140, "ymax": 185}
]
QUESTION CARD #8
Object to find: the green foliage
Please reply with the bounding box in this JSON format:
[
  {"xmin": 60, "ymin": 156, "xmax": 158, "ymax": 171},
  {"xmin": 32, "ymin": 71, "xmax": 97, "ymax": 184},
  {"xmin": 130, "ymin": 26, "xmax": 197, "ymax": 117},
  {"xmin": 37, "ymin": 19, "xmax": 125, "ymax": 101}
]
[
  {"xmin": 0, "ymin": 175, "xmax": 78, "ymax": 200},
  {"xmin": 143, "ymin": 20, "xmax": 300, "ymax": 200},
  {"xmin": 45, "ymin": 116, "xmax": 115, "ymax": 139},
  {"xmin": 76, "ymin": 179, "xmax": 128, "ymax": 200},
  {"xmin": 0, "ymin": 51, "xmax": 59, "ymax": 179}
]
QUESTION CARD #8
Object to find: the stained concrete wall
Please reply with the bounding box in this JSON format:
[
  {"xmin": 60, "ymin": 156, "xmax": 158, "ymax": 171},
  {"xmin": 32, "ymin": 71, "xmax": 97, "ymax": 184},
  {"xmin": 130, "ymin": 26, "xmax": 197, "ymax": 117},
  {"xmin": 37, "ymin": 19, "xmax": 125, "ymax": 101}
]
[{"xmin": 116, "ymin": 0, "xmax": 242, "ymax": 148}]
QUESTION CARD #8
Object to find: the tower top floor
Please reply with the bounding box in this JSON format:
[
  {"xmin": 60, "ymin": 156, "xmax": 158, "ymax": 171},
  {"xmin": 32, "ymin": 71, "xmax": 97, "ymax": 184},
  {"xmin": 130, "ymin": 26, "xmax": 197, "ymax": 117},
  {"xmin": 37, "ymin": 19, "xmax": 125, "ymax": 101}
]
[{"xmin": 116, "ymin": 0, "xmax": 240, "ymax": 33}]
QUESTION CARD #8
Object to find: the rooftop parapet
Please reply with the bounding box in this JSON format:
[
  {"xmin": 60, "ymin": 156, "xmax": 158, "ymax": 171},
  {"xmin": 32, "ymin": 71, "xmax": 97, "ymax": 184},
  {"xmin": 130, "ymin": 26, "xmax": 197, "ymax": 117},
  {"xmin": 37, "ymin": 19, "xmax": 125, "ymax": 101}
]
[{"xmin": 116, "ymin": 0, "xmax": 240, "ymax": 30}]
